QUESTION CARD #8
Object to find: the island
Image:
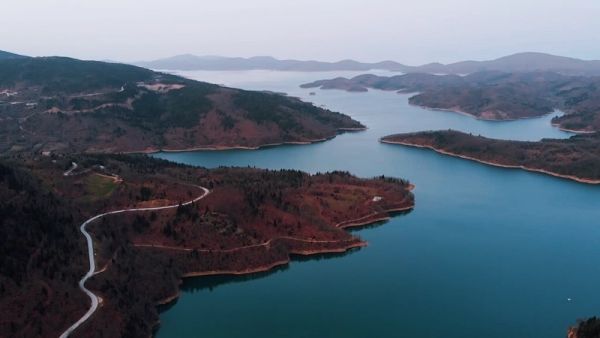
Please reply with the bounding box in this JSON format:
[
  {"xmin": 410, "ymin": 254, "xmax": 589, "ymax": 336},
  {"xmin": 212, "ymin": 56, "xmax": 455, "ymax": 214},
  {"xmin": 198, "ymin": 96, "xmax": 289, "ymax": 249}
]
[
  {"xmin": 0, "ymin": 153, "xmax": 414, "ymax": 337},
  {"xmin": 302, "ymin": 71, "xmax": 600, "ymax": 132},
  {"xmin": 380, "ymin": 130, "xmax": 600, "ymax": 184},
  {"xmin": 0, "ymin": 55, "xmax": 364, "ymax": 154}
]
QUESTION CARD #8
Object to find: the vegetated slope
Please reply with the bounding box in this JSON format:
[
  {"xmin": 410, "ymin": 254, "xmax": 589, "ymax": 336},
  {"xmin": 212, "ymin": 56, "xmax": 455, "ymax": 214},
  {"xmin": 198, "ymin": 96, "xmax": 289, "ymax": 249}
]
[
  {"xmin": 0, "ymin": 153, "xmax": 413, "ymax": 337},
  {"xmin": 0, "ymin": 56, "xmax": 154, "ymax": 93},
  {"xmin": 0, "ymin": 159, "xmax": 87, "ymax": 337},
  {"xmin": 0, "ymin": 50, "xmax": 27, "ymax": 60},
  {"xmin": 0, "ymin": 56, "xmax": 364, "ymax": 153},
  {"xmin": 381, "ymin": 130, "xmax": 600, "ymax": 183},
  {"xmin": 569, "ymin": 317, "xmax": 600, "ymax": 338},
  {"xmin": 302, "ymin": 71, "xmax": 600, "ymax": 131}
]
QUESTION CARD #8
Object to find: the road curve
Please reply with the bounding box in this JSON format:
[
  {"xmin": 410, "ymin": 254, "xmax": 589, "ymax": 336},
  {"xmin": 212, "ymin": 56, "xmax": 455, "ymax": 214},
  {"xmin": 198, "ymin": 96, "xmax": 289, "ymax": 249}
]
[{"xmin": 59, "ymin": 186, "xmax": 210, "ymax": 338}]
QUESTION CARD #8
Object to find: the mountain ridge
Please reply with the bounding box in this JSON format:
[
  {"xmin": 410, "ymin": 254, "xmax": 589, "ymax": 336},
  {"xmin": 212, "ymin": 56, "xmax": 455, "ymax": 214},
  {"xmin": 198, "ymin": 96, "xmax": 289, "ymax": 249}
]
[
  {"xmin": 134, "ymin": 52, "xmax": 600, "ymax": 75},
  {"xmin": 0, "ymin": 50, "xmax": 27, "ymax": 60}
]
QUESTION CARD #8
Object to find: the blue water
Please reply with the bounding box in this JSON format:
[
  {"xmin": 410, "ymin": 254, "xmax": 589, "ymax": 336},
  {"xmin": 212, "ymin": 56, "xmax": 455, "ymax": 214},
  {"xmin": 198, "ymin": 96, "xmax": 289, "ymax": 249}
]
[{"xmin": 154, "ymin": 70, "xmax": 600, "ymax": 338}]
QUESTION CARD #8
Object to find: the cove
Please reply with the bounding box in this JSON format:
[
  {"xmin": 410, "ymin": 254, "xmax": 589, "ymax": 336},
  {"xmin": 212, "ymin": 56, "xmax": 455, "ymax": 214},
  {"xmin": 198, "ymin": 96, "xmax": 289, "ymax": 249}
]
[{"xmin": 153, "ymin": 70, "xmax": 600, "ymax": 338}]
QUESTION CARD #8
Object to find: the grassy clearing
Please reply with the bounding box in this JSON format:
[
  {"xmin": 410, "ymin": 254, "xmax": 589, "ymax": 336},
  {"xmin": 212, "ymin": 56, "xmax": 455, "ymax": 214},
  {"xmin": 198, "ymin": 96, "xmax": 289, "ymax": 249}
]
[{"xmin": 84, "ymin": 173, "xmax": 118, "ymax": 200}]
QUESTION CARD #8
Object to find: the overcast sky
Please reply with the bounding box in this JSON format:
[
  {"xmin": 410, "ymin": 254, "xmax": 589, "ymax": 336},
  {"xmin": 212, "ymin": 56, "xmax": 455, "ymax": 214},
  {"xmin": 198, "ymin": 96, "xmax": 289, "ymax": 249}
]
[{"xmin": 3, "ymin": 0, "xmax": 600, "ymax": 64}]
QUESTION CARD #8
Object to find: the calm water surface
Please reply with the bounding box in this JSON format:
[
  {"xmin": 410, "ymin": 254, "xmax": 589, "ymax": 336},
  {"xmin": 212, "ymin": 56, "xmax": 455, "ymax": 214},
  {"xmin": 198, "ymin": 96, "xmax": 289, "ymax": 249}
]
[{"xmin": 154, "ymin": 70, "xmax": 600, "ymax": 338}]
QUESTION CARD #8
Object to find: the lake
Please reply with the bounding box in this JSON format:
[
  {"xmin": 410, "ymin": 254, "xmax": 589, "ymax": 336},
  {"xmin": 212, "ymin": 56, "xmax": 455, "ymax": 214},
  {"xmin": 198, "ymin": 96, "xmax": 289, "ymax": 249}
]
[{"xmin": 154, "ymin": 70, "xmax": 600, "ymax": 338}]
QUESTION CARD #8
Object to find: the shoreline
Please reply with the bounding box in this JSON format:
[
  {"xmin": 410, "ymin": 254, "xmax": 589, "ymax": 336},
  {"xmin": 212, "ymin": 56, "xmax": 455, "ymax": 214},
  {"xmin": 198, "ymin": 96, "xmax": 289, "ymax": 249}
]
[
  {"xmin": 380, "ymin": 139, "xmax": 600, "ymax": 185},
  {"xmin": 409, "ymin": 102, "xmax": 555, "ymax": 122},
  {"xmin": 134, "ymin": 199, "xmax": 414, "ymax": 254},
  {"xmin": 58, "ymin": 186, "xmax": 211, "ymax": 338},
  {"xmin": 151, "ymin": 203, "xmax": 413, "ymax": 329},
  {"xmin": 334, "ymin": 204, "xmax": 414, "ymax": 229},
  {"xmin": 122, "ymin": 127, "xmax": 367, "ymax": 154},
  {"xmin": 550, "ymin": 123, "xmax": 597, "ymax": 134}
]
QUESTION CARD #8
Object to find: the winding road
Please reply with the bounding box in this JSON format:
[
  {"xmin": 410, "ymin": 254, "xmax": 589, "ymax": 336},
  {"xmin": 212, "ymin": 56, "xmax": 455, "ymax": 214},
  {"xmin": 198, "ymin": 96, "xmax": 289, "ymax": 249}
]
[
  {"xmin": 63, "ymin": 162, "xmax": 78, "ymax": 176},
  {"xmin": 59, "ymin": 186, "xmax": 210, "ymax": 338}
]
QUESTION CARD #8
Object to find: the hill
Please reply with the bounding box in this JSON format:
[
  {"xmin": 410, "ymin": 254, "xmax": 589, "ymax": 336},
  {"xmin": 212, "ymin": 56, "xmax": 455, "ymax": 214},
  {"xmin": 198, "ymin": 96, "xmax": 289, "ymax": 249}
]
[
  {"xmin": 134, "ymin": 54, "xmax": 405, "ymax": 71},
  {"xmin": 381, "ymin": 130, "xmax": 600, "ymax": 184},
  {"xmin": 302, "ymin": 71, "xmax": 600, "ymax": 132},
  {"xmin": 408, "ymin": 52, "xmax": 600, "ymax": 76},
  {"xmin": 0, "ymin": 157, "xmax": 88, "ymax": 337},
  {"xmin": 0, "ymin": 56, "xmax": 364, "ymax": 153},
  {"xmin": 0, "ymin": 50, "xmax": 27, "ymax": 60},
  {"xmin": 0, "ymin": 153, "xmax": 414, "ymax": 337},
  {"xmin": 135, "ymin": 52, "xmax": 600, "ymax": 75}
]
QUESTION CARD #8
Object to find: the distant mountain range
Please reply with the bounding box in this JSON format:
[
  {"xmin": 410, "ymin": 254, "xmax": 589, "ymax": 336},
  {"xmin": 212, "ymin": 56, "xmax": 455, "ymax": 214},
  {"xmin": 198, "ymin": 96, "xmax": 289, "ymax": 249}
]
[
  {"xmin": 134, "ymin": 54, "xmax": 402, "ymax": 72},
  {"xmin": 134, "ymin": 52, "xmax": 600, "ymax": 76}
]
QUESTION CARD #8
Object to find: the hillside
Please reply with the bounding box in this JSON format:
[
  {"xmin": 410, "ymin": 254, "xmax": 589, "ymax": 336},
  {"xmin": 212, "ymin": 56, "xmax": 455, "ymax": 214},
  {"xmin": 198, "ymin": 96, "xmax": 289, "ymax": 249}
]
[
  {"xmin": 136, "ymin": 52, "xmax": 600, "ymax": 75},
  {"xmin": 302, "ymin": 71, "xmax": 600, "ymax": 131},
  {"xmin": 0, "ymin": 50, "xmax": 26, "ymax": 60},
  {"xmin": 412, "ymin": 52, "xmax": 600, "ymax": 76},
  {"xmin": 0, "ymin": 158, "xmax": 88, "ymax": 337},
  {"xmin": 0, "ymin": 56, "xmax": 364, "ymax": 153},
  {"xmin": 0, "ymin": 153, "xmax": 414, "ymax": 337},
  {"xmin": 381, "ymin": 130, "xmax": 600, "ymax": 183}
]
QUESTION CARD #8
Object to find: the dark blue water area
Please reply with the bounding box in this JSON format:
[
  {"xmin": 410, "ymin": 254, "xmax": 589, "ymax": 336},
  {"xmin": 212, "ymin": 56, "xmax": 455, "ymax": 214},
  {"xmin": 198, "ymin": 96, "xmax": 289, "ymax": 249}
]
[{"xmin": 154, "ymin": 70, "xmax": 600, "ymax": 338}]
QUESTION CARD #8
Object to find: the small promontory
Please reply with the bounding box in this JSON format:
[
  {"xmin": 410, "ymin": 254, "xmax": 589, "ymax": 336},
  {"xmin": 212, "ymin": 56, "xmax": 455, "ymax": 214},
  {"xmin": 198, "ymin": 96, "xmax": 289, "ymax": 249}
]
[{"xmin": 381, "ymin": 130, "xmax": 600, "ymax": 184}]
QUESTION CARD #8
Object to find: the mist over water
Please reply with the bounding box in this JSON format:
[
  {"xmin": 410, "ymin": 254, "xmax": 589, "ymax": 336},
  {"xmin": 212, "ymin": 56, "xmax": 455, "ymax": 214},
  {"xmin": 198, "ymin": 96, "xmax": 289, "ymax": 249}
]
[{"xmin": 154, "ymin": 70, "xmax": 599, "ymax": 338}]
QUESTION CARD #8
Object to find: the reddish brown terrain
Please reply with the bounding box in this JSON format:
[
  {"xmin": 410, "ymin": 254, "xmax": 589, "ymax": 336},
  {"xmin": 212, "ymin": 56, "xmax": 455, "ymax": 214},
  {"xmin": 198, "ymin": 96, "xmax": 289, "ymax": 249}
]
[
  {"xmin": 0, "ymin": 154, "xmax": 414, "ymax": 337},
  {"xmin": 0, "ymin": 56, "xmax": 364, "ymax": 154},
  {"xmin": 568, "ymin": 317, "xmax": 600, "ymax": 338},
  {"xmin": 381, "ymin": 130, "xmax": 600, "ymax": 184},
  {"xmin": 302, "ymin": 71, "xmax": 600, "ymax": 131}
]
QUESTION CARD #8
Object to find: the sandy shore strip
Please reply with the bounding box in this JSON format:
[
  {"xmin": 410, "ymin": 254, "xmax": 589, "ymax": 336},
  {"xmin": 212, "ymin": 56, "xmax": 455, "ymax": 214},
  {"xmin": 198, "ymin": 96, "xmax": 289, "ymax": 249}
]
[
  {"xmin": 334, "ymin": 205, "xmax": 414, "ymax": 230},
  {"xmin": 154, "ymin": 239, "xmax": 367, "ymax": 307},
  {"xmin": 151, "ymin": 203, "xmax": 412, "ymax": 315},
  {"xmin": 409, "ymin": 102, "xmax": 558, "ymax": 122},
  {"xmin": 550, "ymin": 123, "xmax": 597, "ymax": 134},
  {"xmin": 380, "ymin": 139, "xmax": 600, "ymax": 184},
  {"xmin": 153, "ymin": 241, "xmax": 365, "ymax": 308},
  {"xmin": 155, "ymin": 259, "xmax": 290, "ymax": 306}
]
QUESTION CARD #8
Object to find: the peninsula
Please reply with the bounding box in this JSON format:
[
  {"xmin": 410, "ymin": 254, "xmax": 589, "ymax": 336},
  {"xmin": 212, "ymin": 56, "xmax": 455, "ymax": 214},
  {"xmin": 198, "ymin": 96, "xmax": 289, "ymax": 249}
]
[
  {"xmin": 0, "ymin": 50, "xmax": 413, "ymax": 338},
  {"xmin": 0, "ymin": 153, "xmax": 414, "ymax": 337},
  {"xmin": 381, "ymin": 130, "xmax": 600, "ymax": 184},
  {"xmin": 0, "ymin": 53, "xmax": 364, "ymax": 154}
]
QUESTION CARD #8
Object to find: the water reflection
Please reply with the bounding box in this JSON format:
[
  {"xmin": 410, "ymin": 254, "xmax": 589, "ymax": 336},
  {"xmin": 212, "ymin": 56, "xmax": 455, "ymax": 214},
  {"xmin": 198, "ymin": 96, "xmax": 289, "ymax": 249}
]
[{"xmin": 164, "ymin": 210, "xmax": 413, "ymax": 304}]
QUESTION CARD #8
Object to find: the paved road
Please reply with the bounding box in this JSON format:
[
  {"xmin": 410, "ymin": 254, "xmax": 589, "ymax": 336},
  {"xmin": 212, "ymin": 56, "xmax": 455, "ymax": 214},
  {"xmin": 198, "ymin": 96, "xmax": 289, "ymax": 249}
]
[
  {"xmin": 63, "ymin": 162, "xmax": 78, "ymax": 176},
  {"xmin": 59, "ymin": 186, "xmax": 210, "ymax": 338}
]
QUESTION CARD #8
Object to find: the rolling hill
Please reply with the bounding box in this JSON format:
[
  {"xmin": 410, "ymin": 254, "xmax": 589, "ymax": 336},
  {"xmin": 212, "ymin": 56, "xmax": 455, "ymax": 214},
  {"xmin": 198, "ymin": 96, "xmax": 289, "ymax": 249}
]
[
  {"xmin": 0, "ymin": 50, "xmax": 27, "ymax": 60},
  {"xmin": 302, "ymin": 71, "xmax": 600, "ymax": 132},
  {"xmin": 0, "ymin": 55, "xmax": 364, "ymax": 153}
]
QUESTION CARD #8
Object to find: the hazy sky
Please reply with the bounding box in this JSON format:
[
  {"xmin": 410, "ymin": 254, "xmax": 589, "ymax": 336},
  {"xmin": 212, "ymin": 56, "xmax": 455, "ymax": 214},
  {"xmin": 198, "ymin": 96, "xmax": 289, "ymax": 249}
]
[{"xmin": 3, "ymin": 0, "xmax": 600, "ymax": 64}]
